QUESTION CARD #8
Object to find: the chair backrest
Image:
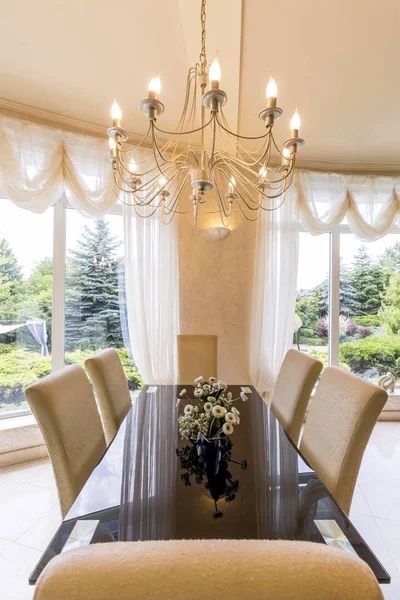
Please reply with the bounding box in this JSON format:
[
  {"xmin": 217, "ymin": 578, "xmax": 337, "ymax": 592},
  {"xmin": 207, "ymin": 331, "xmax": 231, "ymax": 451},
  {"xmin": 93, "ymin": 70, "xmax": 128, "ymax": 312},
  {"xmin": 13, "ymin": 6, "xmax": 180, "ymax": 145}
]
[
  {"xmin": 85, "ymin": 348, "xmax": 132, "ymax": 445},
  {"xmin": 271, "ymin": 349, "xmax": 323, "ymax": 445},
  {"xmin": 25, "ymin": 364, "xmax": 107, "ymax": 517},
  {"xmin": 33, "ymin": 539, "xmax": 383, "ymax": 600},
  {"xmin": 177, "ymin": 334, "xmax": 217, "ymax": 384},
  {"xmin": 300, "ymin": 366, "xmax": 387, "ymax": 514}
]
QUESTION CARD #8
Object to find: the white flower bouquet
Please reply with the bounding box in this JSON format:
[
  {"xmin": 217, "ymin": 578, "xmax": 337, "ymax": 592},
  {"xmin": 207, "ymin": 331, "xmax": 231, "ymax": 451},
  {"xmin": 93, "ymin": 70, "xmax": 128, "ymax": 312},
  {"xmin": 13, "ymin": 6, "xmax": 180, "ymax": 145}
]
[{"xmin": 177, "ymin": 376, "xmax": 248, "ymax": 442}]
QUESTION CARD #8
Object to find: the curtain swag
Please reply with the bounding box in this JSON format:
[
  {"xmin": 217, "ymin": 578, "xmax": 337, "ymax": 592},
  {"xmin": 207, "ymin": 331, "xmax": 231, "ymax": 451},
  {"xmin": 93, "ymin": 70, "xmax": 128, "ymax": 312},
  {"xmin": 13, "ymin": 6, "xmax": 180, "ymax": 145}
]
[{"xmin": 1, "ymin": 114, "xmax": 400, "ymax": 239}]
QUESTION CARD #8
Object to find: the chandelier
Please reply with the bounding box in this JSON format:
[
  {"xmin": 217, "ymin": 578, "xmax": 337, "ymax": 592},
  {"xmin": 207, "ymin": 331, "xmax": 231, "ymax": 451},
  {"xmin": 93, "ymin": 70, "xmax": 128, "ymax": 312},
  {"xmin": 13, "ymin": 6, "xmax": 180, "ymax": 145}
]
[{"xmin": 107, "ymin": 0, "xmax": 305, "ymax": 225}]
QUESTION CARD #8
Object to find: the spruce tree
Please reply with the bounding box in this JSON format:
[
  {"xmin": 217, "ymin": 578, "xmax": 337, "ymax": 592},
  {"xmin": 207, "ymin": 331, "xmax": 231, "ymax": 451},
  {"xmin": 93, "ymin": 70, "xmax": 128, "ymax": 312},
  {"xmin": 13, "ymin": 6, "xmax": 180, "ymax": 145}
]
[
  {"xmin": 339, "ymin": 266, "xmax": 357, "ymax": 317},
  {"xmin": 379, "ymin": 272, "xmax": 400, "ymax": 334},
  {"xmin": 0, "ymin": 237, "xmax": 22, "ymax": 320},
  {"xmin": 348, "ymin": 245, "xmax": 385, "ymax": 315},
  {"xmin": 65, "ymin": 219, "xmax": 124, "ymax": 351}
]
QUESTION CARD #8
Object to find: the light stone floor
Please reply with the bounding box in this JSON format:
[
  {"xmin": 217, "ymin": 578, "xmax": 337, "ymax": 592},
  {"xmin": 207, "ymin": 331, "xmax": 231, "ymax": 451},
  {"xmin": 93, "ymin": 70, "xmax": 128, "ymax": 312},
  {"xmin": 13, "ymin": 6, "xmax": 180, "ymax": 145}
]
[{"xmin": 0, "ymin": 422, "xmax": 400, "ymax": 599}]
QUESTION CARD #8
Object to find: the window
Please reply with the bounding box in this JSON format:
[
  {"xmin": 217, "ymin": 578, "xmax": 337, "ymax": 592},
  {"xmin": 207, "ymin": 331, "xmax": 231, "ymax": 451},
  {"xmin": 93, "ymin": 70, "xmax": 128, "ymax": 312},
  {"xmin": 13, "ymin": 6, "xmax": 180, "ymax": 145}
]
[
  {"xmin": 339, "ymin": 232, "xmax": 400, "ymax": 386},
  {"xmin": 295, "ymin": 232, "xmax": 330, "ymax": 368},
  {"xmin": 64, "ymin": 208, "xmax": 141, "ymax": 391},
  {"xmin": 297, "ymin": 224, "xmax": 400, "ymax": 391},
  {"xmin": 0, "ymin": 200, "xmax": 53, "ymax": 417},
  {"xmin": 0, "ymin": 198, "xmax": 141, "ymax": 420}
]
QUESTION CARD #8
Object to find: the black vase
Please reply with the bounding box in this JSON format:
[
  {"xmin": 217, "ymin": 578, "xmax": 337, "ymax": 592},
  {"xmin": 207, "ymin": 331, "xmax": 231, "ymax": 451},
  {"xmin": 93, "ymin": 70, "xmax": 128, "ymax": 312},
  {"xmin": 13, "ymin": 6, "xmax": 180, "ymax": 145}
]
[{"xmin": 196, "ymin": 435, "xmax": 222, "ymax": 477}]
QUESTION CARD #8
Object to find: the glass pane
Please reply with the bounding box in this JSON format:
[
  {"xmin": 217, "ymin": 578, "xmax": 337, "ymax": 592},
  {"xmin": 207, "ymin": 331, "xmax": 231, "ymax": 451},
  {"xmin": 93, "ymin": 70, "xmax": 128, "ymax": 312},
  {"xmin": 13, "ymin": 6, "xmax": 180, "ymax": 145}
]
[
  {"xmin": 0, "ymin": 200, "xmax": 53, "ymax": 417},
  {"xmin": 339, "ymin": 233, "xmax": 400, "ymax": 387},
  {"xmin": 64, "ymin": 209, "xmax": 142, "ymax": 393},
  {"xmin": 295, "ymin": 232, "xmax": 330, "ymax": 370}
]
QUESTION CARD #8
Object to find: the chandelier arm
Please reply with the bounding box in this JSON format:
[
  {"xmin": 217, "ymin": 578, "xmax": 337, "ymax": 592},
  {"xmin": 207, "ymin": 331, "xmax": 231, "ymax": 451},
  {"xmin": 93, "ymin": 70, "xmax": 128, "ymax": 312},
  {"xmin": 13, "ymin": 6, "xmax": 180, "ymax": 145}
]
[
  {"xmin": 214, "ymin": 168, "xmax": 261, "ymax": 211},
  {"xmin": 151, "ymin": 122, "xmax": 198, "ymax": 170},
  {"xmin": 215, "ymin": 113, "xmax": 272, "ymax": 141},
  {"xmin": 152, "ymin": 116, "xmax": 214, "ymax": 137},
  {"xmin": 214, "ymin": 177, "xmax": 232, "ymax": 221},
  {"xmin": 135, "ymin": 167, "xmax": 188, "ymax": 201},
  {"xmin": 116, "ymin": 122, "xmax": 152, "ymax": 154},
  {"xmin": 218, "ymin": 109, "xmax": 269, "ymax": 159}
]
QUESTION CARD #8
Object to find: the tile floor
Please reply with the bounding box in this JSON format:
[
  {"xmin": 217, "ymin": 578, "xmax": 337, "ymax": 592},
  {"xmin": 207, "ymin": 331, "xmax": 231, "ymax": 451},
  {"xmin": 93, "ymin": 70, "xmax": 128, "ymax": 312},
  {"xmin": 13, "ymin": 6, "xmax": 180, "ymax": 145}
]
[{"xmin": 0, "ymin": 422, "xmax": 399, "ymax": 599}]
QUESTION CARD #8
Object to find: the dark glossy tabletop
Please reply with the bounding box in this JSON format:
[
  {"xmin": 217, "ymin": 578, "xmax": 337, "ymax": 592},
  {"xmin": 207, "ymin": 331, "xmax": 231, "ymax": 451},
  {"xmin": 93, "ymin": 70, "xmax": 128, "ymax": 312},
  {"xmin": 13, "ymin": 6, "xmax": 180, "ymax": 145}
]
[{"xmin": 30, "ymin": 385, "xmax": 390, "ymax": 584}]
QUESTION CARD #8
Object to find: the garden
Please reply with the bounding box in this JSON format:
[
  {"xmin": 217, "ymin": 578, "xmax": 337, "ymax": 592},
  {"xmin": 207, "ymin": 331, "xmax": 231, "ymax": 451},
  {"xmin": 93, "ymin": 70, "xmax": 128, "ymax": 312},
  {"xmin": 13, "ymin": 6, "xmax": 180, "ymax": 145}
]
[
  {"xmin": 296, "ymin": 242, "xmax": 400, "ymax": 383},
  {"xmin": 0, "ymin": 218, "xmax": 142, "ymax": 415}
]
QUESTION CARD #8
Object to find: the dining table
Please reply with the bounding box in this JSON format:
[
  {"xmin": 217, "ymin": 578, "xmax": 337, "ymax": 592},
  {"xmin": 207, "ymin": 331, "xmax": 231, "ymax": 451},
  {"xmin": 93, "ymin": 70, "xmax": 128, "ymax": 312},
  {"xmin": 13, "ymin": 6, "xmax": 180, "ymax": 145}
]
[{"xmin": 29, "ymin": 384, "xmax": 390, "ymax": 585}]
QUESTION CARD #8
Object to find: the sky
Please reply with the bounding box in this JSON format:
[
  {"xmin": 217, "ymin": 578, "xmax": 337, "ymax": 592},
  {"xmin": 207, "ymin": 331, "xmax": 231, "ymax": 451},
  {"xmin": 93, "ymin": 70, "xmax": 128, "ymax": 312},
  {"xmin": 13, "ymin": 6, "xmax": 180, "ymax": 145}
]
[
  {"xmin": 0, "ymin": 200, "xmax": 123, "ymax": 278},
  {"xmin": 297, "ymin": 232, "xmax": 400, "ymax": 291},
  {"xmin": 0, "ymin": 198, "xmax": 399, "ymax": 289}
]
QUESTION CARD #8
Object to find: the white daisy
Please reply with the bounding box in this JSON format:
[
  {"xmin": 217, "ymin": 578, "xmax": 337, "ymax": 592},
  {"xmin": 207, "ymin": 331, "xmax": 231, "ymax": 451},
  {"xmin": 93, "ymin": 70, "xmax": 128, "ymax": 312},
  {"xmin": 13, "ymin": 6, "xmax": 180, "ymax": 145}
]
[
  {"xmin": 218, "ymin": 380, "xmax": 228, "ymax": 390},
  {"xmin": 225, "ymin": 412, "xmax": 236, "ymax": 424},
  {"xmin": 209, "ymin": 377, "xmax": 217, "ymax": 383},
  {"xmin": 240, "ymin": 392, "xmax": 248, "ymax": 402},
  {"xmin": 202, "ymin": 384, "xmax": 211, "ymax": 393},
  {"xmin": 207, "ymin": 396, "xmax": 215, "ymax": 402},
  {"xmin": 194, "ymin": 388, "xmax": 204, "ymax": 398},
  {"xmin": 184, "ymin": 405, "xmax": 194, "ymax": 415},
  {"xmin": 227, "ymin": 392, "xmax": 233, "ymax": 401},
  {"xmin": 232, "ymin": 407, "xmax": 239, "ymax": 416},
  {"xmin": 194, "ymin": 376, "xmax": 204, "ymax": 384},
  {"xmin": 204, "ymin": 402, "xmax": 213, "ymax": 413},
  {"xmin": 179, "ymin": 388, "xmax": 187, "ymax": 397},
  {"xmin": 234, "ymin": 416, "xmax": 240, "ymax": 425},
  {"xmin": 212, "ymin": 405, "xmax": 227, "ymax": 418},
  {"xmin": 223, "ymin": 422, "xmax": 234, "ymax": 435}
]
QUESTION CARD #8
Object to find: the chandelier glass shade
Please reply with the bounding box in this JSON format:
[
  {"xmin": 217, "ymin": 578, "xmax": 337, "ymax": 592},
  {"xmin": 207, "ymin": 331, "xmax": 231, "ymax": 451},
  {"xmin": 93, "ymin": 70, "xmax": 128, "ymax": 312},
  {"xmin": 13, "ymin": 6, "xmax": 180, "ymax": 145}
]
[{"xmin": 107, "ymin": 0, "xmax": 305, "ymax": 225}]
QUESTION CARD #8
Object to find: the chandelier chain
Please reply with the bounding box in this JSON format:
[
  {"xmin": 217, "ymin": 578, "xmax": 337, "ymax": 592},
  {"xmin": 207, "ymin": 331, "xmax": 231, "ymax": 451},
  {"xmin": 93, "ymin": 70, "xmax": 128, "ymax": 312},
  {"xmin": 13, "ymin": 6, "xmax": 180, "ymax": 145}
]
[{"xmin": 199, "ymin": 0, "xmax": 207, "ymax": 73}]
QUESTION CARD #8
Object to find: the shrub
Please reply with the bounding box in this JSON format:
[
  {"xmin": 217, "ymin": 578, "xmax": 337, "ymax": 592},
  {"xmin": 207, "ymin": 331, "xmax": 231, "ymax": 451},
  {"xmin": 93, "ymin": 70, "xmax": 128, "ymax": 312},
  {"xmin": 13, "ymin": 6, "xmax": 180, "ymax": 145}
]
[
  {"xmin": 340, "ymin": 335, "xmax": 400, "ymax": 378},
  {"xmin": 316, "ymin": 318, "xmax": 328, "ymax": 337},
  {"xmin": 0, "ymin": 345, "xmax": 143, "ymax": 406},
  {"xmin": 352, "ymin": 315, "xmax": 380, "ymax": 327},
  {"xmin": 300, "ymin": 337, "xmax": 327, "ymax": 346},
  {"xmin": 357, "ymin": 326, "xmax": 372, "ymax": 338},
  {"xmin": 299, "ymin": 328, "xmax": 315, "ymax": 338},
  {"xmin": 346, "ymin": 320, "xmax": 358, "ymax": 336}
]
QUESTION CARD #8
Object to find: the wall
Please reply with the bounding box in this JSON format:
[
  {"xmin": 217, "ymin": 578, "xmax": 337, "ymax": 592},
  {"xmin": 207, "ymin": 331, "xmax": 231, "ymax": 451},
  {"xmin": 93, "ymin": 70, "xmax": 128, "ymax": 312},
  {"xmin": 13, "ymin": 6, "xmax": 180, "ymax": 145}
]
[{"xmin": 179, "ymin": 207, "xmax": 256, "ymax": 383}]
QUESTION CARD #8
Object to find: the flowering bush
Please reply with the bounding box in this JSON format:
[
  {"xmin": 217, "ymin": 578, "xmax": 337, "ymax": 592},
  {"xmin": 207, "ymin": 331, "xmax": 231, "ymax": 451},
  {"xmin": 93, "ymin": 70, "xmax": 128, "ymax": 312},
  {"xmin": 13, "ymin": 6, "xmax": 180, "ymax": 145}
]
[
  {"xmin": 177, "ymin": 376, "xmax": 247, "ymax": 442},
  {"xmin": 346, "ymin": 320, "xmax": 358, "ymax": 336},
  {"xmin": 357, "ymin": 325, "xmax": 372, "ymax": 338},
  {"xmin": 316, "ymin": 317, "xmax": 328, "ymax": 337}
]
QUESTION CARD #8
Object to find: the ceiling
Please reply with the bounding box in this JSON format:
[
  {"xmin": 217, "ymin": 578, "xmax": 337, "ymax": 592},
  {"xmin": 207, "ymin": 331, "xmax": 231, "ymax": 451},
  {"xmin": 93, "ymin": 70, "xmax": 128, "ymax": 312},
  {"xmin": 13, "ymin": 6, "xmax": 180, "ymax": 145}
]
[{"xmin": 0, "ymin": 0, "xmax": 399, "ymax": 170}]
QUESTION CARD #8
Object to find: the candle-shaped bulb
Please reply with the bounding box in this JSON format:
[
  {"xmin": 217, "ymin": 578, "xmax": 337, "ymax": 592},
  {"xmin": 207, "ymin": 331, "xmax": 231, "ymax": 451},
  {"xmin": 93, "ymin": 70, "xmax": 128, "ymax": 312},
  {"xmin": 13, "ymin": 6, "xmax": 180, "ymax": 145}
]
[
  {"xmin": 265, "ymin": 76, "xmax": 277, "ymax": 100},
  {"xmin": 149, "ymin": 77, "xmax": 161, "ymax": 95},
  {"xmin": 209, "ymin": 56, "xmax": 221, "ymax": 83},
  {"xmin": 109, "ymin": 137, "xmax": 116, "ymax": 150},
  {"xmin": 111, "ymin": 99, "xmax": 122, "ymax": 121},
  {"xmin": 228, "ymin": 175, "xmax": 236, "ymax": 192},
  {"xmin": 129, "ymin": 159, "xmax": 137, "ymax": 173},
  {"xmin": 259, "ymin": 166, "xmax": 267, "ymax": 178},
  {"xmin": 290, "ymin": 110, "xmax": 301, "ymax": 131},
  {"xmin": 159, "ymin": 175, "xmax": 167, "ymax": 187},
  {"xmin": 282, "ymin": 148, "xmax": 291, "ymax": 159}
]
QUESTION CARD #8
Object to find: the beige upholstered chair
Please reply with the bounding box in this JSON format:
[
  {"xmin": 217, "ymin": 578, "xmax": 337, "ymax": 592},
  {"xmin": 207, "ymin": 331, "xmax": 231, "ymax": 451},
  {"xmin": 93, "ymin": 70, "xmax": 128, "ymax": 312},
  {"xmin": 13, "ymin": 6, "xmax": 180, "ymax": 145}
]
[
  {"xmin": 300, "ymin": 366, "xmax": 387, "ymax": 515},
  {"xmin": 271, "ymin": 349, "xmax": 323, "ymax": 445},
  {"xmin": 25, "ymin": 365, "xmax": 107, "ymax": 518},
  {"xmin": 33, "ymin": 539, "xmax": 383, "ymax": 600},
  {"xmin": 177, "ymin": 334, "xmax": 217, "ymax": 384},
  {"xmin": 85, "ymin": 348, "xmax": 132, "ymax": 445}
]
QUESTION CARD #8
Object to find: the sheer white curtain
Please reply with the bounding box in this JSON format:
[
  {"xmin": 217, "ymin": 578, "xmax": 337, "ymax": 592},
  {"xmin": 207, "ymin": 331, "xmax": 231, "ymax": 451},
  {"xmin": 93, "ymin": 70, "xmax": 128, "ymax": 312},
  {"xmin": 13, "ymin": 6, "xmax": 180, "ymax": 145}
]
[
  {"xmin": 249, "ymin": 187, "xmax": 299, "ymax": 400},
  {"xmin": 298, "ymin": 170, "xmax": 400, "ymax": 241},
  {"xmin": 123, "ymin": 203, "xmax": 180, "ymax": 385},
  {"xmin": 250, "ymin": 169, "xmax": 400, "ymax": 398},
  {"xmin": 0, "ymin": 115, "xmax": 115, "ymax": 216}
]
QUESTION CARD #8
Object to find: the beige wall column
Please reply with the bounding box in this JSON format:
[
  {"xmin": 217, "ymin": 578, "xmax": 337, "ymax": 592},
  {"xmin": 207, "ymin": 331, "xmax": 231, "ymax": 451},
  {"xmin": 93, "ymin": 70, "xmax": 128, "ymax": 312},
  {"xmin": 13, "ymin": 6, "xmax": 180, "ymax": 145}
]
[{"xmin": 179, "ymin": 210, "xmax": 256, "ymax": 383}]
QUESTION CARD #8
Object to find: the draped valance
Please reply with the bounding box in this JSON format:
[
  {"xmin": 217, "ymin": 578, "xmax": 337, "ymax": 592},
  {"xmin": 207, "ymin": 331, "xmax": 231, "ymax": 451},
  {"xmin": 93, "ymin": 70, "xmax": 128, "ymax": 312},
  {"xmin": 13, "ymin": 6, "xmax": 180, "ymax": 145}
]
[
  {"xmin": 1, "ymin": 113, "xmax": 400, "ymax": 239},
  {"xmin": 0, "ymin": 114, "xmax": 115, "ymax": 217}
]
